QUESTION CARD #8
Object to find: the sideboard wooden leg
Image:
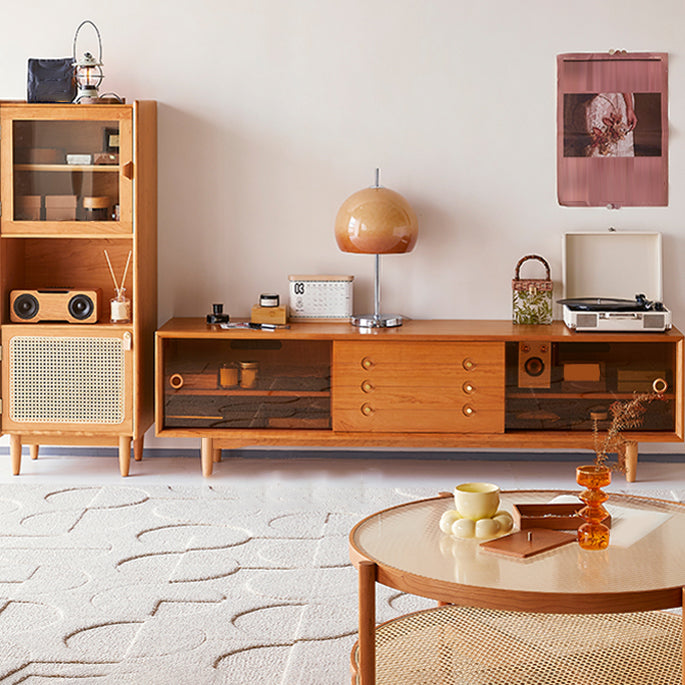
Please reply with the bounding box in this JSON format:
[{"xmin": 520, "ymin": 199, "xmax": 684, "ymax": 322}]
[
  {"xmin": 118, "ymin": 436, "xmax": 131, "ymax": 477},
  {"xmin": 201, "ymin": 437, "xmax": 214, "ymax": 476},
  {"xmin": 213, "ymin": 448, "xmax": 222, "ymax": 463},
  {"xmin": 625, "ymin": 441, "xmax": 638, "ymax": 482},
  {"xmin": 29, "ymin": 444, "xmax": 39, "ymax": 460},
  {"xmin": 10, "ymin": 435, "xmax": 21, "ymax": 475},
  {"xmin": 133, "ymin": 436, "xmax": 144, "ymax": 461},
  {"xmin": 358, "ymin": 560, "xmax": 377, "ymax": 685}
]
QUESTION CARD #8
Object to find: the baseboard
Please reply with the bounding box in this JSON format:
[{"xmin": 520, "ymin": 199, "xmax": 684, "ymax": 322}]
[{"xmin": 0, "ymin": 446, "xmax": 684, "ymax": 462}]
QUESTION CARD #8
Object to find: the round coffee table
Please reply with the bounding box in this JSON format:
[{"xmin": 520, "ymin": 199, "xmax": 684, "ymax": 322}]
[{"xmin": 348, "ymin": 490, "xmax": 685, "ymax": 685}]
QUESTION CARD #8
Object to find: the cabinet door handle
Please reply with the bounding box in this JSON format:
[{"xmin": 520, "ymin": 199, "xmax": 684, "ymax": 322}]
[
  {"xmin": 462, "ymin": 358, "xmax": 475, "ymax": 371},
  {"xmin": 361, "ymin": 403, "xmax": 375, "ymax": 416},
  {"xmin": 361, "ymin": 380, "xmax": 374, "ymax": 393},
  {"xmin": 462, "ymin": 382, "xmax": 474, "ymax": 394},
  {"xmin": 462, "ymin": 404, "xmax": 475, "ymax": 417},
  {"xmin": 121, "ymin": 161, "xmax": 134, "ymax": 179},
  {"xmin": 361, "ymin": 357, "xmax": 374, "ymax": 370}
]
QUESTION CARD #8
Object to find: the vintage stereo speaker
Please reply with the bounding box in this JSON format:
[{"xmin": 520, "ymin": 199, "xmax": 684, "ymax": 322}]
[
  {"xmin": 518, "ymin": 342, "xmax": 552, "ymax": 388},
  {"xmin": 6, "ymin": 333, "xmax": 127, "ymax": 426},
  {"xmin": 10, "ymin": 289, "xmax": 101, "ymax": 324}
]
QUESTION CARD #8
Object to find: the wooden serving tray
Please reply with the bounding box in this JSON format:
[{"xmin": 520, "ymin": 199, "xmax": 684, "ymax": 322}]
[
  {"xmin": 512, "ymin": 503, "xmax": 611, "ymax": 530},
  {"xmin": 480, "ymin": 528, "xmax": 576, "ymax": 558}
]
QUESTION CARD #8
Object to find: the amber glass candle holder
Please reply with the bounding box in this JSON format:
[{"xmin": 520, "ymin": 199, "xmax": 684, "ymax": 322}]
[{"xmin": 576, "ymin": 464, "xmax": 611, "ymax": 551}]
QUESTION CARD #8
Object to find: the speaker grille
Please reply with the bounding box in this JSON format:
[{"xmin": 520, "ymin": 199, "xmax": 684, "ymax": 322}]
[
  {"xmin": 643, "ymin": 314, "xmax": 665, "ymax": 329},
  {"xmin": 9, "ymin": 336, "xmax": 125, "ymax": 424},
  {"xmin": 576, "ymin": 313, "xmax": 598, "ymax": 328}
]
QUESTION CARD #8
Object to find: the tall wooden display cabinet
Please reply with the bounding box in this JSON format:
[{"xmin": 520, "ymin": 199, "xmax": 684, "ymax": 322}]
[{"xmin": 0, "ymin": 101, "xmax": 157, "ymax": 476}]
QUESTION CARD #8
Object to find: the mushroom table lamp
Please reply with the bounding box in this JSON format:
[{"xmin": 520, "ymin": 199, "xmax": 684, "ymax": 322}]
[{"xmin": 334, "ymin": 170, "xmax": 418, "ymax": 327}]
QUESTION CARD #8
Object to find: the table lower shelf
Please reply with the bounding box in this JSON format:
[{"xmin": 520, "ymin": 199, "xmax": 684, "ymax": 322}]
[{"xmin": 351, "ymin": 604, "xmax": 682, "ymax": 685}]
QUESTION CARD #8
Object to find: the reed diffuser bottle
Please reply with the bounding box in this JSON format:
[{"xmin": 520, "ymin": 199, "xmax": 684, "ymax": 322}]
[{"xmin": 104, "ymin": 249, "xmax": 132, "ymax": 323}]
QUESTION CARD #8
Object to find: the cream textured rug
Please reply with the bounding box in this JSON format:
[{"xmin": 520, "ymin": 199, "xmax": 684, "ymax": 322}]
[
  {"xmin": 0, "ymin": 480, "xmax": 435, "ymax": 684},
  {"xmin": 0, "ymin": 479, "xmax": 680, "ymax": 684}
]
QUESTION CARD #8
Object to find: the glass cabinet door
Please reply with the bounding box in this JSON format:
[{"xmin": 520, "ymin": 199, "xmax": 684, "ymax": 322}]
[
  {"xmin": 505, "ymin": 341, "xmax": 676, "ymax": 432},
  {"xmin": 1, "ymin": 107, "xmax": 133, "ymax": 234},
  {"xmin": 161, "ymin": 338, "xmax": 332, "ymax": 430}
]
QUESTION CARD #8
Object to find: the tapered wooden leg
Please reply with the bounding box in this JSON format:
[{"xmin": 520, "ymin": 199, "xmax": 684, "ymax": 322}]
[
  {"xmin": 201, "ymin": 437, "xmax": 214, "ymax": 477},
  {"xmin": 133, "ymin": 436, "xmax": 144, "ymax": 461},
  {"xmin": 118, "ymin": 436, "xmax": 131, "ymax": 477},
  {"xmin": 10, "ymin": 435, "xmax": 21, "ymax": 476},
  {"xmin": 29, "ymin": 445, "xmax": 39, "ymax": 460},
  {"xmin": 358, "ymin": 560, "xmax": 376, "ymax": 685},
  {"xmin": 625, "ymin": 441, "xmax": 638, "ymax": 483},
  {"xmin": 213, "ymin": 448, "xmax": 222, "ymax": 463}
]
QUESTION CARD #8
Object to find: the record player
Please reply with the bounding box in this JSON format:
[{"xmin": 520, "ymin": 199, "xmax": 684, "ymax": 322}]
[{"xmin": 561, "ymin": 231, "xmax": 672, "ymax": 332}]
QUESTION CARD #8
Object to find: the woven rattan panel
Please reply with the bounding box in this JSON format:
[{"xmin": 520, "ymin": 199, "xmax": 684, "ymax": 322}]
[
  {"xmin": 9, "ymin": 336, "xmax": 125, "ymax": 424},
  {"xmin": 352, "ymin": 605, "xmax": 682, "ymax": 685}
]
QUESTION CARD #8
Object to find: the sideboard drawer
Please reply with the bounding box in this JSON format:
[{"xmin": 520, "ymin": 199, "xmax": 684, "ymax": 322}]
[{"xmin": 332, "ymin": 341, "xmax": 505, "ymax": 432}]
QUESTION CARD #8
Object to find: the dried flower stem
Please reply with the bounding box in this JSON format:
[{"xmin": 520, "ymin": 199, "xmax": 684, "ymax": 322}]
[{"xmin": 593, "ymin": 390, "xmax": 664, "ymax": 471}]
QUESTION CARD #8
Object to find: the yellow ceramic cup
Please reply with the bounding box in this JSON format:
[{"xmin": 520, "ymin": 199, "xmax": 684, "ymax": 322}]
[{"xmin": 454, "ymin": 482, "xmax": 500, "ymax": 521}]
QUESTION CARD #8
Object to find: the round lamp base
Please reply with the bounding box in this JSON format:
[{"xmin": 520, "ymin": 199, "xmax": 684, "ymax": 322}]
[{"xmin": 350, "ymin": 314, "xmax": 404, "ymax": 328}]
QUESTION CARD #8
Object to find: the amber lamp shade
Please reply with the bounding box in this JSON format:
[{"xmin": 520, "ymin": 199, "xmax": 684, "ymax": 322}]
[
  {"xmin": 334, "ymin": 178, "xmax": 418, "ymax": 328},
  {"xmin": 334, "ymin": 187, "xmax": 418, "ymax": 255}
]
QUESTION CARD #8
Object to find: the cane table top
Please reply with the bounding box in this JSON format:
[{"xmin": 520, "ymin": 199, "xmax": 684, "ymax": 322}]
[{"xmin": 349, "ymin": 490, "xmax": 685, "ymax": 613}]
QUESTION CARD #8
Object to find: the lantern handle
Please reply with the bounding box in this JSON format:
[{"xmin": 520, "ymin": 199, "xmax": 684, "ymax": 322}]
[{"xmin": 73, "ymin": 20, "xmax": 103, "ymax": 63}]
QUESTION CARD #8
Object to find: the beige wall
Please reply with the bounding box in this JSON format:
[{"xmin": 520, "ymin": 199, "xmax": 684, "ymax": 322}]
[{"xmin": 1, "ymin": 1, "xmax": 684, "ymax": 452}]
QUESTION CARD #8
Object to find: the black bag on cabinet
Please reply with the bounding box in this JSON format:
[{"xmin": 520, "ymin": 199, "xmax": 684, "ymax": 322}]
[{"xmin": 27, "ymin": 58, "xmax": 75, "ymax": 103}]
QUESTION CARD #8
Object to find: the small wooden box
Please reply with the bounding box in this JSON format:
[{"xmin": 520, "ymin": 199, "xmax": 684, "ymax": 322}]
[
  {"xmin": 512, "ymin": 503, "xmax": 611, "ymax": 530},
  {"xmin": 45, "ymin": 195, "xmax": 77, "ymax": 221},
  {"xmin": 15, "ymin": 195, "xmax": 42, "ymax": 221},
  {"xmin": 251, "ymin": 305, "xmax": 287, "ymax": 325},
  {"xmin": 93, "ymin": 152, "xmax": 119, "ymax": 165}
]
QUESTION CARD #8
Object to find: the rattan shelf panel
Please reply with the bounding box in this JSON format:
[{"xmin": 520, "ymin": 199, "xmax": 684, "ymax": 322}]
[{"xmin": 351, "ymin": 604, "xmax": 682, "ymax": 685}]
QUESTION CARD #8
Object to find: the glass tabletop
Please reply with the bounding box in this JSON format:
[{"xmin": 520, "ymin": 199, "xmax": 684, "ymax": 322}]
[{"xmin": 350, "ymin": 491, "xmax": 685, "ymax": 600}]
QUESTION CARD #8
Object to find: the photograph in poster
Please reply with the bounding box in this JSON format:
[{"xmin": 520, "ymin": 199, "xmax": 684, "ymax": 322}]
[{"xmin": 557, "ymin": 53, "xmax": 668, "ymax": 207}]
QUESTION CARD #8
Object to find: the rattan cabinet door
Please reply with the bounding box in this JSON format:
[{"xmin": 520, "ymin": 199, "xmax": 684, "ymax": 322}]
[{"xmin": 1, "ymin": 325, "xmax": 133, "ymax": 433}]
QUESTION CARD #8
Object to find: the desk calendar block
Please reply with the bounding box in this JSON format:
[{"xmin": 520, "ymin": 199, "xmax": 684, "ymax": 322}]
[{"xmin": 288, "ymin": 275, "xmax": 353, "ymax": 321}]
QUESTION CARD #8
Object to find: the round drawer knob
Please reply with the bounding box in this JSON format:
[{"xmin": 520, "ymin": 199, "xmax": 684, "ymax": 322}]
[
  {"xmin": 361, "ymin": 357, "xmax": 374, "ymax": 370},
  {"xmin": 462, "ymin": 404, "xmax": 475, "ymax": 417},
  {"xmin": 462, "ymin": 382, "xmax": 474, "ymax": 394},
  {"xmin": 361, "ymin": 403, "xmax": 375, "ymax": 416},
  {"xmin": 169, "ymin": 373, "xmax": 184, "ymax": 389},
  {"xmin": 462, "ymin": 358, "xmax": 475, "ymax": 371},
  {"xmin": 361, "ymin": 380, "xmax": 374, "ymax": 393}
]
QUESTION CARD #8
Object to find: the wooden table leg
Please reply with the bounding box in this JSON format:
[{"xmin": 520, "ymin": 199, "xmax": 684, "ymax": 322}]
[
  {"xmin": 133, "ymin": 436, "xmax": 144, "ymax": 461},
  {"xmin": 29, "ymin": 444, "xmax": 39, "ymax": 460},
  {"xmin": 10, "ymin": 435, "xmax": 21, "ymax": 475},
  {"xmin": 213, "ymin": 448, "xmax": 222, "ymax": 463},
  {"xmin": 358, "ymin": 560, "xmax": 376, "ymax": 685},
  {"xmin": 201, "ymin": 437, "xmax": 214, "ymax": 476},
  {"xmin": 118, "ymin": 436, "xmax": 131, "ymax": 477},
  {"xmin": 625, "ymin": 441, "xmax": 638, "ymax": 483}
]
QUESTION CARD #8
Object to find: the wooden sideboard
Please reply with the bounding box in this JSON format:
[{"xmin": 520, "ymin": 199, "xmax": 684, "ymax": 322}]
[{"xmin": 155, "ymin": 318, "xmax": 684, "ymax": 480}]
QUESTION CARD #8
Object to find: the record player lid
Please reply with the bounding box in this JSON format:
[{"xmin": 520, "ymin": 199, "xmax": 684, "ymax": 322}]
[{"xmin": 562, "ymin": 232, "xmax": 663, "ymax": 302}]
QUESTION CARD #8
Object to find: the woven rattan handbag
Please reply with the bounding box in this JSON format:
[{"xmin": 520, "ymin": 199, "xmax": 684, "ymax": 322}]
[{"xmin": 512, "ymin": 254, "xmax": 553, "ymax": 325}]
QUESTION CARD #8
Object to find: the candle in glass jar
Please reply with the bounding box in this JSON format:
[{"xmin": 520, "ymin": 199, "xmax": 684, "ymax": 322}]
[{"xmin": 239, "ymin": 361, "xmax": 259, "ymax": 389}]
